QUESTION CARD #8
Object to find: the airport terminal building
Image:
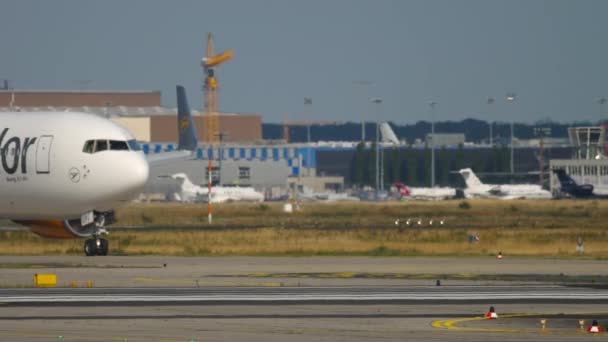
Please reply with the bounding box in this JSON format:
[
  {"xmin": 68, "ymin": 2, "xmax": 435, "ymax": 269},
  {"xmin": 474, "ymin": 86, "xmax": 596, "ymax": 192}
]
[{"xmin": 549, "ymin": 126, "xmax": 608, "ymax": 194}]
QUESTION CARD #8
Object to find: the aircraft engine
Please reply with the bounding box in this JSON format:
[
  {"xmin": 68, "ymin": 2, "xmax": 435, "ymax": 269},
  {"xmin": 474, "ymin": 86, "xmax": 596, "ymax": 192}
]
[{"xmin": 15, "ymin": 219, "xmax": 99, "ymax": 239}]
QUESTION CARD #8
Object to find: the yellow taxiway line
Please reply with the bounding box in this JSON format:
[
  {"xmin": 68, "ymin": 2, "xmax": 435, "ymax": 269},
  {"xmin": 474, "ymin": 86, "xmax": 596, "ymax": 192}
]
[{"xmin": 432, "ymin": 313, "xmax": 608, "ymax": 335}]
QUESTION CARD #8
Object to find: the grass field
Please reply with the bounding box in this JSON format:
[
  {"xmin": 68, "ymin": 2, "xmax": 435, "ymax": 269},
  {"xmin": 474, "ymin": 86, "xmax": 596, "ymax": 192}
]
[{"xmin": 1, "ymin": 199, "xmax": 607, "ymax": 257}]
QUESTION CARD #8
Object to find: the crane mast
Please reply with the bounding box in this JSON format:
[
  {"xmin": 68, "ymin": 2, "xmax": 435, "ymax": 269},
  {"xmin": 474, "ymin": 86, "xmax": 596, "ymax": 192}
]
[{"xmin": 201, "ymin": 33, "xmax": 233, "ymax": 223}]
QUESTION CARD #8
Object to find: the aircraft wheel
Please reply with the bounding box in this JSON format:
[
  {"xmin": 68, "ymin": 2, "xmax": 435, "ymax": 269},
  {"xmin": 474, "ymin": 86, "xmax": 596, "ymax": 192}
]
[
  {"xmin": 98, "ymin": 239, "xmax": 109, "ymax": 256},
  {"xmin": 84, "ymin": 239, "xmax": 96, "ymax": 256}
]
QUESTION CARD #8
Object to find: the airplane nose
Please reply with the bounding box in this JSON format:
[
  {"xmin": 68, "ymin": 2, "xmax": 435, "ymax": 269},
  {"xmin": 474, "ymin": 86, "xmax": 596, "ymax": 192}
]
[
  {"xmin": 130, "ymin": 153, "xmax": 150, "ymax": 191},
  {"xmin": 120, "ymin": 153, "xmax": 149, "ymax": 197}
]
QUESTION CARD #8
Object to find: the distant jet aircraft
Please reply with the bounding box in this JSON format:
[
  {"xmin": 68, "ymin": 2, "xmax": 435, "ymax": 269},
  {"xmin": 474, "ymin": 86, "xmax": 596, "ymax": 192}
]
[
  {"xmin": 170, "ymin": 173, "xmax": 264, "ymax": 203},
  {"xmin": 393, "ymin": 182, "xmax": 457, "ymax": 201},
  {"xmin": 297, "ymin": 186, "xmax": 360, "ymax": 202},
  {"xmin": 380, "ymin": 122, "xmax": 400, "ymax": 144},
  {"xmin": 552, "ymin": 168, "xmax": 608, "ymax": 199},
  {"xmin": 2, "ymin": 85, "xmax": 197, "ymax": 256},
  {"xmin": 458, "ymin": 168, "xmax": 552, "ymax": 199}
]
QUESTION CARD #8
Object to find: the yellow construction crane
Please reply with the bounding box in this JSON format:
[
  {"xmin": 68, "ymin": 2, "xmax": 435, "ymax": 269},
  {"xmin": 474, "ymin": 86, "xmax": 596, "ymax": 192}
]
[
  {"xmin": 201, "ymin": 32, "xmax": 233, "ymax": 143},
  {"xmin": 201, "ymin": 33, "xmax": 233, "ymax": 225}
]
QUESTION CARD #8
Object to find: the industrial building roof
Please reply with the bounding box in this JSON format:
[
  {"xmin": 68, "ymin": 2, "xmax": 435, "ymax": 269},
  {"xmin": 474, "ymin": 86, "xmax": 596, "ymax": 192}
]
[
  {"xmin": 0, "ymin": 89, "xmax": 160, "ymax": 94},
  {"xmin": 0, "ymin": 106, "xmax": 254, "ymax": 117}
]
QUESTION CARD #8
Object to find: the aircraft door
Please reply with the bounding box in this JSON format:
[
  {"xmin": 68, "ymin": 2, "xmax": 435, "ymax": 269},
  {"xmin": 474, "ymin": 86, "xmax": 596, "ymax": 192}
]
[{"xmin": 36, "ymin": 135, "xmax": 53, "ymax": 174}]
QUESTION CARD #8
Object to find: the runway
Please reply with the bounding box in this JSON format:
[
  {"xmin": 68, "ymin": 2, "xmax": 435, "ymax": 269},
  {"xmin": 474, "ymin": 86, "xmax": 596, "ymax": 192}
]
[
  {"xmin": 2, "ymin": 285, "xmax": 608, "ymax": 305},
  {"xmin": 2, "ymin": 256, "xmax": 608, "ymax": 341},
  {"xmin": 1, "ymin": 286, "xmax": 607, "ymax": 341},
  {"xmin": 0, "ymin": 301, "xmax": 606, "ymax": 341},
  {"xmin": 1, "ymin": 256, "xmax": 608, "ymax": 289}
]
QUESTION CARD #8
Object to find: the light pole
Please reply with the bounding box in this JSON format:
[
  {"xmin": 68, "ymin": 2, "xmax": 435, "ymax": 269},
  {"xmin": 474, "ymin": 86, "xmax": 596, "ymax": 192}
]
[
  {"xmin": 429, "ymin": 101, "xmax": 437, "ymax": 187},
  {"xmin": 487, "ymin": 97, "xmax": 495, "ymax": 147},
  {"xmin": 534, "ymin": 127, "xmax": 550, "ymax": 186},
  {"xmin": 371, "ymin": 97, "xmax": 383, "ymax": 192},
  {"xmin": 105, "ymin": 101, "xmax": 112, "ymax": 119},
  {"xmin": 353, "ymin": 81, "xmax": 374, "ymax": 142},
  {"xmin": 304, "ymin": 97, "xmax": 313, "ymax": 177},
  {"xmin": 506, "ymin": 93, "xmax": 516, "ymax": 174},
  {"xmin": 597, "ymin": 97, "xmax": 607, "ymax": 126}
]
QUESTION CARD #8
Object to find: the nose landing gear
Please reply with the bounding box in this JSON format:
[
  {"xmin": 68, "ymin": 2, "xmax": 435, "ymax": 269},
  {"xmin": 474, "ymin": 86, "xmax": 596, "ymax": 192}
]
[
  {"xmin": 83, "ymin": 212, "xmax": 113, "ymax": 256},
  {"xmin": 84, "ymin": 237, "xmax": 108, "ymax": 256}
]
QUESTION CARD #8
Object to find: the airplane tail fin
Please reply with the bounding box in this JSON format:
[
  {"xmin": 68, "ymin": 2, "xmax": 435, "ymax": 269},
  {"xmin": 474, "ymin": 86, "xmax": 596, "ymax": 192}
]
[
  {"xmin": 552, "ymin": 168, "xmax": 577, "ymax": 186},
  {"xmin": 393, "ymin": 182, "xmax": 410, "ymax": 197},
  {"xmin": 459, "ymin": 168, "xmax": 484, "ymax": 188},
  {"xmin": 171, "ymin": 173, "xmax": 195, "ymax": 189},
  {"xmin": 176, "ymin": 85, "xmax": 198, "ymax": 151},
  {"xmin": 380, "ymin": 122, "xmax": 400, "ymax": 144}
]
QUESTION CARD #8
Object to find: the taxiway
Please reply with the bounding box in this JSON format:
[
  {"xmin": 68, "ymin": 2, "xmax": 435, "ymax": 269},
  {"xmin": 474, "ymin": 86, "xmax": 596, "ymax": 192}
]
[{"xmin": 0, "ymin": 256, "xmax": 607, "ymax": 341}]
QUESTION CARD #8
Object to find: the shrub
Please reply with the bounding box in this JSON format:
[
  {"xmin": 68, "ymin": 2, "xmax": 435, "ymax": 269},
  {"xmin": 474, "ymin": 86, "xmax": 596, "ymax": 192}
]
[
  {"xmin": 458, "ymin": 201, "xmax": 471, "ymax": 210},
  {"xmin": 370, "ymin": 245, "xmax": 401, "ymax": 256},
  {"xmin": 257, "ymin": 204, "xmax": 270, "ymax": 211}
]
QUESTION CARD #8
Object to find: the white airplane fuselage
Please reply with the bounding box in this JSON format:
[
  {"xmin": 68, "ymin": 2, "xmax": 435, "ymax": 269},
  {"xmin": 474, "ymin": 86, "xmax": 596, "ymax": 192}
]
[
  {"xmin": 458, "ymin": 168, "xmax": 551, "ymax": 199},
  {"xmin": 209, "ymin": 186, "xmax": 265, "ymax": 203},
  {"xmin": 171, "ymin": 173, "xmax": 264, "ymax": 203},
  {"xmin": 407, "ymin": 187, "xmax": 456, "ymax": 200},
  {"xmin": 0, "ymin": 112, "xmax": 149, "ymax": 221},
  {"xmin": 178, "ymin": 186, "xmax": 265, "ymax": 203},
  {"xmin": 464, "ymin": 185, "xmax": 551, "ymax": 199}
]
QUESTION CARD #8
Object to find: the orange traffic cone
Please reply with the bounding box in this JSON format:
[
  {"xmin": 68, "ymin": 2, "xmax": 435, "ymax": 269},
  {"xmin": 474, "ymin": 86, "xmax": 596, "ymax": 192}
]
[
  {"xmin": 587, "ymin": 320, "xmax": 603, "ymax": 333},
  {"xmin": 485, "ymin": 306, "xmax": 498, "ymax": 319}
]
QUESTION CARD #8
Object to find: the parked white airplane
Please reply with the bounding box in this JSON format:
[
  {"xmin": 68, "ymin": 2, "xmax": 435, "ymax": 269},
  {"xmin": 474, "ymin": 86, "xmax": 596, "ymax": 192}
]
[
  {"xmin": 1, "ymin": 85, "xmax": 198, "ymax": 256},
  {"xmin": 170, "ymin": 173, "xmax": 264, "ymax": 203},
  {"xmin": 393, "ymin": 182, "xmax": 457, "ymax": 200},
  {"xmin": 297, "ymin": 186, "xmax": 360, "ymax": 202},
  {"xmin": 458, "ymin": 168, "xmax": 551, "ymax": 199}
]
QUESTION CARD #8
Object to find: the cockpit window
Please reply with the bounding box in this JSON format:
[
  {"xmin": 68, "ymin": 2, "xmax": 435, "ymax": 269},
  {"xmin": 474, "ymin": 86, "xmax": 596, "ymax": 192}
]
[
  {"xmin": 83, "ymin": 139, "xmax": 137, "ymax": 153},
  {"xmin": 83, "ymin": 140, "xmax": 95, "ymax": 153},
  {"xmin": 95, "ymin": 140, "xmax": 108, "ymax": 152},
  {"xmin": 110, "ymin": 140, "xmax": 129, "ymax": 151},
  {"xmin": 127, "ymin": 139, "xmax": 141, "ymax": 151}
]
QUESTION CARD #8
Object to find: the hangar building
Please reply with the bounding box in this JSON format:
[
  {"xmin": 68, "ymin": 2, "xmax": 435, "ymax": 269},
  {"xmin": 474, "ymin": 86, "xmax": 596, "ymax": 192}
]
[{"xmin": 0, "ymin": 89, "xmax": 262, "ymax": 142}]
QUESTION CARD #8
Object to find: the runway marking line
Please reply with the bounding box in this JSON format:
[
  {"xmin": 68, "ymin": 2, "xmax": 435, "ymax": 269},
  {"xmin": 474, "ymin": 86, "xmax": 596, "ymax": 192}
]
[
  {"xmin": 132, "ymin": 276, "xmax": 281, "ymax": 287},
  {"xmin": 432, "ymin": 313, "xmax": 608, "ymax": 335},
  {"xmin": 0, "ymin": 329, "xmax": 209, "ymax": 342}
]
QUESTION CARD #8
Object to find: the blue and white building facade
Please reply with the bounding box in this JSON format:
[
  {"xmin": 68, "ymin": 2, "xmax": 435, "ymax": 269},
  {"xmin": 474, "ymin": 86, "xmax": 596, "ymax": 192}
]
[{"xmin": 142, "ymin": 143, "xmax": 319, "ymax": 177}]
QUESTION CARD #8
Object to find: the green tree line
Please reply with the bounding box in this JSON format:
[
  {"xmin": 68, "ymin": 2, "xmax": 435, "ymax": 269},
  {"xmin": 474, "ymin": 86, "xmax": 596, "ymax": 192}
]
[{"xmin": 350, "ymin": 142, "xmax": 510, "ymax": 188}]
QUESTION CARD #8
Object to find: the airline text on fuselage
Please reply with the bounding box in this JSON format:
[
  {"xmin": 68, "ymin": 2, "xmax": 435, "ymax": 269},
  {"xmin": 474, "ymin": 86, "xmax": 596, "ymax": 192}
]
[{"xmin": 0, "ymin": 128, "xmax": 38, "ymax": 175}]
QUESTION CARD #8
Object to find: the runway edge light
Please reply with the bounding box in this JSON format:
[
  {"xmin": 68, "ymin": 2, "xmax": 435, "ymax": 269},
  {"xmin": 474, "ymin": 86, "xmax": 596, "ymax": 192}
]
[
  {"xmin": 587, "ymin": 319, "xmax": 602, "ymax": 333},
  {"xmin": 485, "ymin": 306, "xmax": 497, "ymax": 319}
]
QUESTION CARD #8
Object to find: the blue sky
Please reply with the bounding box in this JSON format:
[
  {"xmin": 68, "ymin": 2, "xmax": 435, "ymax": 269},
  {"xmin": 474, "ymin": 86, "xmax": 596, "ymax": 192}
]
[{"xmin": 2, "ymin": 0, "xmax": 608, "ymax": 124}]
